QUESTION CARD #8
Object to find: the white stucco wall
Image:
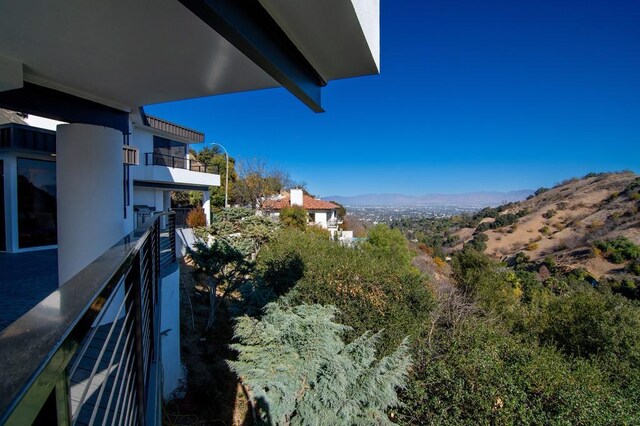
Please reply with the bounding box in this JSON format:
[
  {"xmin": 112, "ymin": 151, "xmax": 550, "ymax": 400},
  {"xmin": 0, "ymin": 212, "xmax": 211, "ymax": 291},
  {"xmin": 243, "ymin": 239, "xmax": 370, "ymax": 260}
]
[
  {"xmin": 134, "ymin": 187, "xmax": 157, "ymax": 207},
  {"xmin": 56, "ymin": 124, "xmax": 125, "ymax": 285},
  {"xmin": 312, "ymin": 211, "xmax": 328, "ymax": 228},
  {"xmin": 160, "ymin": 267, "xmax": 184, "ymax": 399}
]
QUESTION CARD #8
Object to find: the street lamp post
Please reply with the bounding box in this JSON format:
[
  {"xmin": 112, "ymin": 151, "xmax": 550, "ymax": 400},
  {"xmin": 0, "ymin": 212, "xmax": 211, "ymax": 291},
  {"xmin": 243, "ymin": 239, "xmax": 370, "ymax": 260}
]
[{"xmin": 209, "ymin": 142, "xmax": 229, "ymax": 208}]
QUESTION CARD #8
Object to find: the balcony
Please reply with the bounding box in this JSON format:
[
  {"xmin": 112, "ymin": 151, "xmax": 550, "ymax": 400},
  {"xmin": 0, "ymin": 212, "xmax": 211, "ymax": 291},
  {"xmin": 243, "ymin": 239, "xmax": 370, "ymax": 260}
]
[
  {"xmin": 327, "ymin": 218, "xmax": 343, "ymax": 228},
  {"xmin": 145, "ymin": 153, "xmax": 218, "ymax": 174},
  {"xmin": 0, "ymin": 212, "xmax": 176, "ymax": 425},
  {"xmin": 136, "ymin": 153, "xmax": 220, "ymax": 188}
]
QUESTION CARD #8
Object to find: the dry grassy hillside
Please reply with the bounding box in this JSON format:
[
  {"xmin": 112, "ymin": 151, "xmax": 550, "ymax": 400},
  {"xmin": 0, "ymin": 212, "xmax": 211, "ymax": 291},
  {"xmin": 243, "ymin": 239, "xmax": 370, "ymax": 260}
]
[{"xmin": 453, "ymin": 172, "xmax": 640, "ymax": 279}]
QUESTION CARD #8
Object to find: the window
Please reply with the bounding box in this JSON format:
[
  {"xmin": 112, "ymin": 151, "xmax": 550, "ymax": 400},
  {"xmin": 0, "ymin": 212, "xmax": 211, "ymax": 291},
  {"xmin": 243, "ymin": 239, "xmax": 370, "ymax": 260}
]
[
  {"xmin": 308, "ymin": 212, "xmax": 315, "ymax": 223},
  {"xmin": 17, "ymin": 158, "xmax": 57, "ymax": 248},
  {"xmin": 153, "ymin": 136, "xmax": 186, "ymax": 157}
]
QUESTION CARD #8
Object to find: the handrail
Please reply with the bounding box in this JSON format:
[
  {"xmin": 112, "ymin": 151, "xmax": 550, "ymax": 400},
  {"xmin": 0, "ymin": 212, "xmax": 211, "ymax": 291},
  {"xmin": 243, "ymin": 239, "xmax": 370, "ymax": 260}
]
[
  {"xmin": 145, "ymin": 152, "xmax": 219, "ymax": 174},
  {"xmin": 0, "ymin": 211, "xmax": 176, "ymax": 425}
]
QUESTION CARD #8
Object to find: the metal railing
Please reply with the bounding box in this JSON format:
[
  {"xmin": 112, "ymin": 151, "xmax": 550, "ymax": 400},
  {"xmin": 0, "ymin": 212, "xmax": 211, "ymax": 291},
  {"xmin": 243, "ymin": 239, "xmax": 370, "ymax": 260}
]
[
  {"xmin": 0, "ymin": 212, "xmax": 176, "ymax": 425},
  {"xmin": 327, "ymin": 218, "xmax": 342, "ymax": 228},
  {"xmin": 145, "ymin": 152, "xmax": 219, "ymax": 174}
]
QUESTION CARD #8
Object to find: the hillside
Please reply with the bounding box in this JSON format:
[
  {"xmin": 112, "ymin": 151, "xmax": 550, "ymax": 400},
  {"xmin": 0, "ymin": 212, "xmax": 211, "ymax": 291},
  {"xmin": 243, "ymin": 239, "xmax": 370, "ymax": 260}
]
[{"xmin": 451, "ymin": 172, "xmax": 640, "ymax": 280}]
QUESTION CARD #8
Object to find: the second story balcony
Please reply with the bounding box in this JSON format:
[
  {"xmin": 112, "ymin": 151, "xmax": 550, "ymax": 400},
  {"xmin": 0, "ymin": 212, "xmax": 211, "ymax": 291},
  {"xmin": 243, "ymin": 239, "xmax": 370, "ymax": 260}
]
[
  {"xmin": 145, "ymin": 152, "xmax": 218, "ymax": 174},
  {"xmin": 136, "ymin": 152, "xmax": 220, "ymax": 188}
]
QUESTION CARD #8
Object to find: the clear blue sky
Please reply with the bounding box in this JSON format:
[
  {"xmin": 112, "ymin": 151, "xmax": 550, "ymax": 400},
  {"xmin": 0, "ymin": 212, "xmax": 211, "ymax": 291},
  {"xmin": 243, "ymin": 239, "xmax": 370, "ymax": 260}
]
[{"xmin": 147, "ymin": 0, "xmax": 640, "ymax": 197}]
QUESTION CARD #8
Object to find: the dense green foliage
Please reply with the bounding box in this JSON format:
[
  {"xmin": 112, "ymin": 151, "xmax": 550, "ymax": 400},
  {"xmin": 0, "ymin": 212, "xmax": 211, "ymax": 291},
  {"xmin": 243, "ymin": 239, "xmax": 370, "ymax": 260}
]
[
  {"xmin": 256, "ymin": 227, "xmax": 433, "ymax": 355},
  {"xmin": 593, "ymin": 237, "xmax": 640, "ymax": 264},
  {"xmin": 279, "ymin": 205, "xmax": 308, "ymax": 231},
  {"xmin": 399, "ymin": 246, "xmax": 640, "ymax": 424},
  {"xmin": 229, "ymin": 303, "xmax": 411, "ymax": 425}
]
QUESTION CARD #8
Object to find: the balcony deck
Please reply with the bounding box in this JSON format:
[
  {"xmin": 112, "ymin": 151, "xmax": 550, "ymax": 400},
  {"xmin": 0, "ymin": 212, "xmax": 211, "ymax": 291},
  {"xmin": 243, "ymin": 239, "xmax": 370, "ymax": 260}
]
[{"xmin": 0, "ymin": 249, "xmax": 58, "ymax": 332}]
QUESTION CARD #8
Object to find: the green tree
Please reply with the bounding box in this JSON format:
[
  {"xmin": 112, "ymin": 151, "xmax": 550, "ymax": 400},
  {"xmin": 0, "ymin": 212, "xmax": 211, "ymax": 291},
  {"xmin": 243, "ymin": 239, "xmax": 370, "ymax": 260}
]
[
  {"xmin": 280, "ymin": 205, "xmax": 308, "ymax": 231},
  {"xmin": 229, "ymin": 302, "xmax": 412, "ymax": 425},
  {"xmin": 257, "ymin": 229, "xmax": 433, "ymax": 355},
  {"xmin": 191, "ymin": 146, "xmax": 238, "ymax": 209},
  {"xmin": 189, "ymin": 207, "xmax": 280, "ymax": 328},
  {"xmin": 362, "ymin": 224, "xmax": 414, "ymax": 266}
]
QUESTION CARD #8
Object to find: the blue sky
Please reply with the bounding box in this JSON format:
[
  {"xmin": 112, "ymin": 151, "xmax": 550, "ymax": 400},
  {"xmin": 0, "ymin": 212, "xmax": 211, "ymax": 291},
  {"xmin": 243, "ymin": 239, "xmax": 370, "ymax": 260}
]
[{"xmin": 147, "ymin": 0, "xmax": 640, "ymax": 197}]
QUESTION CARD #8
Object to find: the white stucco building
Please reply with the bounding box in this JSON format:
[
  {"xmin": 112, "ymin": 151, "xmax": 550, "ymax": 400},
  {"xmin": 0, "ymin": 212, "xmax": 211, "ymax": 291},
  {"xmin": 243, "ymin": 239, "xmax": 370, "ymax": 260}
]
[{"xmin": 262, "ymin": 189, "xmax": 343, "ymax": 233}]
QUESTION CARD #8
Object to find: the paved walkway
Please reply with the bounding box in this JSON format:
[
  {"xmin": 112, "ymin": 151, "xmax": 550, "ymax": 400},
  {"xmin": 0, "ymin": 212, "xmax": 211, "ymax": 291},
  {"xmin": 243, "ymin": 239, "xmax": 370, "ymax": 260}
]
[{"xmin": 0, "ymin": 249, "xmax": 58, "ymax": 332}]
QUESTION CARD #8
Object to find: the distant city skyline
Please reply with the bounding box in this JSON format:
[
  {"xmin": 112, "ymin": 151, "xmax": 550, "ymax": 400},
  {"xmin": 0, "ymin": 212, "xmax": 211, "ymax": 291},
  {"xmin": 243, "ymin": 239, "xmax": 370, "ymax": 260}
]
[{"xmin": 146, "ymin": 0, "xmax": 640, "ymax": 197}]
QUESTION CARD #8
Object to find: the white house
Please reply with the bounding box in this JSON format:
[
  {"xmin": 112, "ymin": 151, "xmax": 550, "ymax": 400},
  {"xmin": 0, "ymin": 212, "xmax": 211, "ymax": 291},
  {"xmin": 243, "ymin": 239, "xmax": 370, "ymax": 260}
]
[
  {"xmin": 262, "ymin": 188, "xmax": 342, "ymax": 232},
  {"xmin": 0, "ymin": 0, "xmax": 380, "ymax": 423}
]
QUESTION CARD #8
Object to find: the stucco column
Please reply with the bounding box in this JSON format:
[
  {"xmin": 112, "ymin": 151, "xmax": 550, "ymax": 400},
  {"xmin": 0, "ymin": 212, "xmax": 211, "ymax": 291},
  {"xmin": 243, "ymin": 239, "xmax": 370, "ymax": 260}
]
[
  {"xmin": 56, "ymin": 124, "xmax": 124, "ymax": 285},
  {"xmin": 202, "ymin": 190, "xmax": 211, "ymax": 225}
]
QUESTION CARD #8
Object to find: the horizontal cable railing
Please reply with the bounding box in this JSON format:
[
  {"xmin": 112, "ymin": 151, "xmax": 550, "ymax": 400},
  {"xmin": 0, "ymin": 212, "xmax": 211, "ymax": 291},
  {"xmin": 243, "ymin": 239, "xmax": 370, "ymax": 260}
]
[
  {"xmin": 144, "ymin": 152, "xmax": 219, "ymax": 174},
  {"xmin": 0, "ymin": 211, "xmax": 177, "ymax": 425}
]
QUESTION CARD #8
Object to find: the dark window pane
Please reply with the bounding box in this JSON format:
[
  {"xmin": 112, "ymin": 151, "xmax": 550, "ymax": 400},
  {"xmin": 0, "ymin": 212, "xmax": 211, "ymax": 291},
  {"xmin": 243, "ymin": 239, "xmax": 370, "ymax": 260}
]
[
  {"xmin": 17, "ymin": 158, "xmax": 57, "ymax": 248},
  {"xmin": 153, "ymin": 136, "xmax": 186, "ymax": 158},
  {"xmin": 0, "ymin": 160, "xmax": 5, "ymax": 251}
]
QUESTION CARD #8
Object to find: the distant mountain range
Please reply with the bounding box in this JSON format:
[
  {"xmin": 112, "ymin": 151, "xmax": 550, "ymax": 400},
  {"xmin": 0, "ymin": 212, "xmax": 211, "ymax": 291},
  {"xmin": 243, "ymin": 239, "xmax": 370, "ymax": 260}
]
[{"xmin": 323, "ymin": 190, "xmax": 534, "ymax": 208}]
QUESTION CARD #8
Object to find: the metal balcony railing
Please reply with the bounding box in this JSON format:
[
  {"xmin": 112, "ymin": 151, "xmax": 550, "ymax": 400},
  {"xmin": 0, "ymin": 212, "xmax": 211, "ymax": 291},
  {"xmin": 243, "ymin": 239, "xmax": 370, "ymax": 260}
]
[
  {"xmin": 145, "ymin": 152, "xmax": 219, "ymax": 174},
  {"xmin": 327, "ymin": 218, "xmax": 342, "ymax": 228},
  {"xmin": 0, "ymin": 212, "xmax": 176, "ymax": 425}
]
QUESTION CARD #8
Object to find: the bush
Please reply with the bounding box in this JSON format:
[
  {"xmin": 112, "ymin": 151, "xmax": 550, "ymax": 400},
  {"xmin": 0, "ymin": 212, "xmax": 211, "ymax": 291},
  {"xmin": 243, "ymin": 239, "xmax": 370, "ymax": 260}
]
[
  {"xmin": 539, "ymin": 226, "xmax": 551, "ymax": 236},
  {"xmin": 256, "ymin": 229, "xmax": 434, "ymax": 355},
  {"xmin": 229, "ymin": 302, "xmax": 411, "ymax": 425},
  {"xmin": 593, "ymin": 237, "xmax": 640, "ymax": 264},
  {"xmin": 186, "ymin": 207, "xmax": 207, "ymax": 228},
  {"xmin": 542, "ymin": 209, "xmax": 557, "ymax": 219},
  {"xmin": 433, "ymin": 256, "xmax": 446, "ymax": 268},
  {"xmin": 400, "ymin": 319, "xmax": 637, "ymax": 425},
  {"xmin": 279, "ymin": 205, "xmax": 307, "ymax": 230},
  {"xmin": 362, "ymin": 224, "xmax": 415, "ymax": 266}
]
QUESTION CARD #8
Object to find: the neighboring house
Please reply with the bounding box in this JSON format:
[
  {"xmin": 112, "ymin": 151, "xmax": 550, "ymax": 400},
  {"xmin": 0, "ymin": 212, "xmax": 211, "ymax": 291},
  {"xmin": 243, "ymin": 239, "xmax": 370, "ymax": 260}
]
[
  {"xmin": 0, "ymin": 1, "xmax": 379, "ymax": 423},
  {"xmin": 130, "ymin": 110, "xmax": 218, "ymax": 229},
  {"xmin": 262, "ymin": 188, "xmax": 343, "ymax": 233}
]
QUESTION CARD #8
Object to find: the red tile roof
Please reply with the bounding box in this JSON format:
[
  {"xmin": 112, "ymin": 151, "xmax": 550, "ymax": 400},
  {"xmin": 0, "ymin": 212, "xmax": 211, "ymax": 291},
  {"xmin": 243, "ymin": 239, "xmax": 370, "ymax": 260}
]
[{"xmin": 263, "ymin": 193, "xmax": 339, "ymax": 210}]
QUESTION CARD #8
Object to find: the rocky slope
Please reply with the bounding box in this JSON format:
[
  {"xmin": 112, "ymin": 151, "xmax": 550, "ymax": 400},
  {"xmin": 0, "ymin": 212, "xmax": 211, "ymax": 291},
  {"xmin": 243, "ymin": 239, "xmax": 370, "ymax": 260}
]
[{"xmin": 452, "ymin": 172, "xmax": 640, "ymax": 279}]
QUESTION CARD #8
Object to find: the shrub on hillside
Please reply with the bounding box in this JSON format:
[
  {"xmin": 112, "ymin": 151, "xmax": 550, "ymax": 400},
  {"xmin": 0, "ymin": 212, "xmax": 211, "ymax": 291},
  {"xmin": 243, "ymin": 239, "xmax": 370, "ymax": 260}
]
[
  {"xmin": 593, "ymin": 237, "xmax": 640, "ymax": 264},
  {"xmin": 400, "ymin": 318, "xmax": 637, "ymax": 425},
  {"xmin": 279, "ymin": 205, "xmax": 308, "ymax": 231},
  {"xmin": 186, "ymin": 207, "xmax": 207, "ymax": 228},
  {"xmin": 362, "ymin": 224, "xmax": 414, "ymax": 265},
  {"xmin": 256, "ymin": 229, "xmax": 434, "ymax": 355}
]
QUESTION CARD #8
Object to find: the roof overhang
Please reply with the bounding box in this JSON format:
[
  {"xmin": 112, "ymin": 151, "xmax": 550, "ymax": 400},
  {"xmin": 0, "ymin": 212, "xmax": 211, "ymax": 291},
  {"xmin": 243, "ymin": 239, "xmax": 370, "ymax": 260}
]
[
  {"xmin": 0, "ymin": 0, "xmax": 379, "ymax": 114},
  {"xmin": 134, "ymin": 109, "xmax": 205, "ymax": 144}
]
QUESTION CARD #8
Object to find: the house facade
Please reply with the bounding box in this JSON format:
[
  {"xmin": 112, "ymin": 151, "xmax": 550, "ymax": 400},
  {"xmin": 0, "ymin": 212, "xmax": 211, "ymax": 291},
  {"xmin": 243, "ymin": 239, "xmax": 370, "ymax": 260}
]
[
  {"xmin": 0, "ymin": 0, "xmax": 379, "ymax": 423},
  {"xmin": 0, "ymin": 110, "xmax": 218, "ymax": 255},
  {"xmin": 262, "ymin": 188, "xmax": 343, "ymax": 232}
]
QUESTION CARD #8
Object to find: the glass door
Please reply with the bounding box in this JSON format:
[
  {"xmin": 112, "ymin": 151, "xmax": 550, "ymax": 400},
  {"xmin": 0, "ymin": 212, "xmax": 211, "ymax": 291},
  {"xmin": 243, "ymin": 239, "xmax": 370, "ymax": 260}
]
[{"xmin": 0, "ymin": 160, "xmax": 5, "ymax": 251}]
